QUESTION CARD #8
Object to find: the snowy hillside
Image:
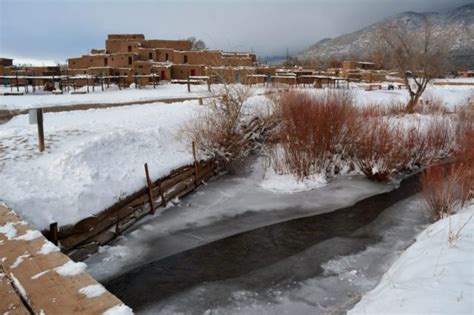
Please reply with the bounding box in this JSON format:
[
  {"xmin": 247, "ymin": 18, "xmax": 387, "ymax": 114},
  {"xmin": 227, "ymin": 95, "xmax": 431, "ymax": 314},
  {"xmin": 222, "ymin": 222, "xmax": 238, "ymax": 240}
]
[{"xmin": 297, "ymin": 4, "xmax": 474, "ymax": 68}]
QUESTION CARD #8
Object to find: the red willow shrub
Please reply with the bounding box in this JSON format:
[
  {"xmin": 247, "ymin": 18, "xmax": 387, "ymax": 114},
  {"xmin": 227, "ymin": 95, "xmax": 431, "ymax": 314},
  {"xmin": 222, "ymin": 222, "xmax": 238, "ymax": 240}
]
[
  {"xmin": 351, "ymin": 116, "xmax": 456, "ymax": 181},
  {"xmin": 273, "ymin": 90, "xmax": 460, "ymax": 182},
  {"xmin": 420, "ymin": 114, "xmax": 473, "ymax": 219},
  {"xmin": 349, "ymin": 118, "xmax": 403, "ymax": 181},
  {"xmin": 275, "ymin": 90, "xmax": 357, "ymax": 180}
]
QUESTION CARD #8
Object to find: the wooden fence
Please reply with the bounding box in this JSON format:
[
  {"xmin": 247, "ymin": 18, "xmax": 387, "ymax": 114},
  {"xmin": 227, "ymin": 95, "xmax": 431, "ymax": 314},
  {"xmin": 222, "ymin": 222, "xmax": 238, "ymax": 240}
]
[
  {"xmin": 42, "ymin": 116, "xmax": 271, "ymax": 260},
  {"xmin": 48, "ymin": 158, "xmax": 224, "ymax": 260}
]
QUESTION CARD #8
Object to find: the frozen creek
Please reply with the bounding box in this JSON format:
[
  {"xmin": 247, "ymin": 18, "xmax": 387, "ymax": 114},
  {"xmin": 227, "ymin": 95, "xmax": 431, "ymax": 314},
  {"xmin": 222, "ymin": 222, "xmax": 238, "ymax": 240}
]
[{"xmin": 86, "ymin": 158, "xmax": 430, "ymax": 314}]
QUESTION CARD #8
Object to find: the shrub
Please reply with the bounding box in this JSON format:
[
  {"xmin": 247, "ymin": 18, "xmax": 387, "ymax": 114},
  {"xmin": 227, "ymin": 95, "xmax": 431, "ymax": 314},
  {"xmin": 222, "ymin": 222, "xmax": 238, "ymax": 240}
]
[
  {"xmin": 351, "ymin": 115, "xmax": 457, "ymax": 181},
  {"xmin": 181, "ymin": 84, "xmax": 253, "ymax": 163},
  {"xmin": 272, "ymin": 90, "xmax": 357, "ymax": 180},
  {"xmin": 420, "ymin": 164, "xmax": 461, "ymax": 220},
  {"xmin": 349, "ymin": 118, "xmax": 404, "ymax": 181},
  {"xmin": 421, "ymin": 126, "xmax": 473, "ymax": 220}
]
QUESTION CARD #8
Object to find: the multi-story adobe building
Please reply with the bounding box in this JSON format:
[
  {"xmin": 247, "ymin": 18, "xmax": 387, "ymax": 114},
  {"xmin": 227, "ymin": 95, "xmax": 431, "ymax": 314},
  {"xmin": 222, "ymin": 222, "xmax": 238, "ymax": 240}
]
[{"xmin": 67, "ymin": 34, "xmax": 264, "ymax": 85}]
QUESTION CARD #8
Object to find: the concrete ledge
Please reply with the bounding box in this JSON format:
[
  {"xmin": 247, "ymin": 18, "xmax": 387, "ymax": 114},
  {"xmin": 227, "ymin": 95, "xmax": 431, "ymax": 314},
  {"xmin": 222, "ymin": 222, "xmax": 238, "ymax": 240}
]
[{"xmin": 0, "ymin": 205, "xmax": 132, "ymax": 314}]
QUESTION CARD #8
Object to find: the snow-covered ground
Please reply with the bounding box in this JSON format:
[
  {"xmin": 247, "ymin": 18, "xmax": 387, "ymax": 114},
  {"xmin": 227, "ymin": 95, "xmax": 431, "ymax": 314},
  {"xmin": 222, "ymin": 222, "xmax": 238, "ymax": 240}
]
[
  {"xmin": 349, "ymin": 203, "xmax": 474, "ymax": 315},
  {"xmin": 0, "ymin": 100, "xmax": 203, "ymax": 230},
  {"xmin": 0, "ymin": 82, "xmax": 469, "ymax": 231},
  {"xmin": 1, "ymin": 81, "xmax": 472, "ymax": 111},
  {"xmin": 0, "ymin": 84, "xmax": 211, "ymax": 110}
]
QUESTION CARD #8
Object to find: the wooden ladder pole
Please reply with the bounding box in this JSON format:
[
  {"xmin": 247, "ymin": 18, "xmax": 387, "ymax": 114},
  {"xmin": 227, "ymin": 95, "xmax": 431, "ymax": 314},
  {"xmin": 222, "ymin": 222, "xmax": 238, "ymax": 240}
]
[{"xmin": 144, "ymin": 163, "xmax": 155, "ymax": 215}]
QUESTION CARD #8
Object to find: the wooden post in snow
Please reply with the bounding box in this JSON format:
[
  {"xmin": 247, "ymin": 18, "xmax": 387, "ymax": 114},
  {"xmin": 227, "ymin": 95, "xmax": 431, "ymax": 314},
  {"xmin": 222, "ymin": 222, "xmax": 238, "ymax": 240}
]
[
  {"xmin": 198, "ymin": 97, "xmax": 203, "ymax": 105},
  {"xmin": 187, "ymin": 76, "xmax": 191, "ymax": 93},
  {"xmin": 144, "ymin": 163, "xmax": 155, "ymax": 215},
  {"xmin": 192, "ymin": 141, "xmax": 198, "ymax": 187},
  {"xmin": 15, "ymin": 72, "xmax": 19, "ymax": 92},
  {"xmin": 49, "ymin": 222, "xmax": 58, "ymax": 245},
  {"xmin": 207, "ymin": 77, "xmax": 211, "ymax": 92},
  {"xmin": 36, "ymin": 108, "xmax": 45, "ymax": 152}
]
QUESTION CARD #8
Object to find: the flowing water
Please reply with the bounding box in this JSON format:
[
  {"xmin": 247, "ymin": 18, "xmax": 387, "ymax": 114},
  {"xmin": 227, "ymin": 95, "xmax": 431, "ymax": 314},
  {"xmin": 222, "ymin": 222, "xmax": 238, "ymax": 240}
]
[{"xmin": 102, "ymin": 172, "xmax": 430, "ymax": 314}]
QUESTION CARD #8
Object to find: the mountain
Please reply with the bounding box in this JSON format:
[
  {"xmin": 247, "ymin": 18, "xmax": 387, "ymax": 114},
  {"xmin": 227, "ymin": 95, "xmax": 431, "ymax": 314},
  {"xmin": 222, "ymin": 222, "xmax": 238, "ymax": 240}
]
[{"xmin": 297, "ymin": 4, "xmax": 474, "ymax": 68}]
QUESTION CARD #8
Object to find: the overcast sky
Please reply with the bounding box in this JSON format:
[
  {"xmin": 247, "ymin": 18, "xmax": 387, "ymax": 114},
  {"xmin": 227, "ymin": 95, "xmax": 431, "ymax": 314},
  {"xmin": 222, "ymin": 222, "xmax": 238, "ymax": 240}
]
[{"xmin": 0, "ymin": 0, "xmax": 471, "ymax": 64}]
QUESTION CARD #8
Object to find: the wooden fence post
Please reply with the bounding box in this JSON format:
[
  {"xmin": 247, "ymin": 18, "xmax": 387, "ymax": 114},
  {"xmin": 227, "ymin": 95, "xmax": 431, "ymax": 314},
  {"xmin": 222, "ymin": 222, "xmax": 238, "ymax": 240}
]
[
  {"xmin": 187, "ymin": 77, "xmax": 191, "ymax": 93},
  {"xmin": 49, "ymin": 222, "xmax": 58, "ymax": 245},
  {"xmin": 192, "ymin": 142, "xmax": 198, "ymax": 187},
  {"xmin": 207, "ymin": 78, "xmax": 211, "ymax": 92},
  {"xmin": 144, "ymin": 163, "xmax": 155, "ymax": 215},
  {"xmin": 37, "ymin": 108, "xmax": 45, "ymax": 152},
  {"xmin": 198, "ymin": 97, "xmax": 203, "ymax": 105}
]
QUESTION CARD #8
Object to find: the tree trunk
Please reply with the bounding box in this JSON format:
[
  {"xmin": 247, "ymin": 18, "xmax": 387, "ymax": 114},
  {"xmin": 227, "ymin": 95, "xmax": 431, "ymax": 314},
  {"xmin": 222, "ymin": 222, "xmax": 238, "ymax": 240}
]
[{"xmin": 406, "ymin": 92, "xmax": 423, "ymax": 113}]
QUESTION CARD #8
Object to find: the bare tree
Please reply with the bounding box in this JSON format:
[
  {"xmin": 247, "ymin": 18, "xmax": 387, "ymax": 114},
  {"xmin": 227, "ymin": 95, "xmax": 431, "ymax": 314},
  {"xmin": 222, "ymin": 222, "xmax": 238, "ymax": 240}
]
[
  {"xmin": 379, "ymin": 17, "xmax": 449, "ymax": 113},
  {"xmin": 187, "ymin": 37, "xmax": 207, "ymax": 50}
]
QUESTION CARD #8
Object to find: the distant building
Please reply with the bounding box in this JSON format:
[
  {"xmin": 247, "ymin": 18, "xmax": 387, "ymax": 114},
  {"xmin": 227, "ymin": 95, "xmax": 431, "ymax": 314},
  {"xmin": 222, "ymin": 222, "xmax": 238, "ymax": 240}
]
[
  {"xmin": 0, "ymin": 58, "xmax": 13, "ymax": 67},
  {"xmin": 67, "ymin": 34, "xmax": 258, "ymax": 85}
]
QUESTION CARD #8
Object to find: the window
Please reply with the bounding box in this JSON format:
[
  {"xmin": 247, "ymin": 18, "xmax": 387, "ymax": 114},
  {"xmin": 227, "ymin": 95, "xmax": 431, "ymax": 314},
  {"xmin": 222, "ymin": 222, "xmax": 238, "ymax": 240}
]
[
  {"xmin": 104, "ymin": 58, "xmax": 108, "ymax": 66},
  {"xmin": 184, "ymin": 55, "xmax": 188, "ymax": 63},
  {"xmin": 128, "ymin": 46, "xmax": 132, "ymax": 52},
  {"xmin": 165, "ymin": 53, "xmax": 169, "ymax": 61},
  {"xmin": 149, "ymin": 52, "xmax": 153, "ymax": 60},
  {"xmin": 128, "ymin": 56, "xmax": 132, "ymax": 65}
]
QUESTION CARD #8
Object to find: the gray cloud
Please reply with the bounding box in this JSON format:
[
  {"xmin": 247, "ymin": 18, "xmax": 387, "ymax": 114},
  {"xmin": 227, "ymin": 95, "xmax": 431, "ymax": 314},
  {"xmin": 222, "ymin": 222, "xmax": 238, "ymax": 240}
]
[{"xmin": 1, "ymin": 0, "xmax": 471, "ymax": 62}]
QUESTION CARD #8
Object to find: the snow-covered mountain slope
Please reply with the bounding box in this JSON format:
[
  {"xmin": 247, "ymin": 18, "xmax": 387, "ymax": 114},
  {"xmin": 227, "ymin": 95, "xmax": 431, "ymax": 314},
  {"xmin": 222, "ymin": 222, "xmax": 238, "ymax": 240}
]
[{"xmin": 297, "ymin": 4, "xmax": 474, "ymax": 68}]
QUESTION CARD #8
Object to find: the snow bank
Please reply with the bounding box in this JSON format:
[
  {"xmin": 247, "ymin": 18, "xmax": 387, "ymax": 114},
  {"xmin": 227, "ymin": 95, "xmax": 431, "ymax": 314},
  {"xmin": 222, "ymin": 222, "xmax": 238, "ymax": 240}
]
[
  {"xmin": 0, "ymin": 101, "xmax": 203, "ymax": 230},
  {"xmin": 349, "ymin": 204, "xmax": 474, "ymax": 314}
]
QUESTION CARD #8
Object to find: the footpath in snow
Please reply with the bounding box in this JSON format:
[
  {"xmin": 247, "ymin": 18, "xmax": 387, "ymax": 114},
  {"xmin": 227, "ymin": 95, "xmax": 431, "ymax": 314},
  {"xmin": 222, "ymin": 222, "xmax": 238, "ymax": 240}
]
[{"xmin": 349, "ymin": 204, "xmax": 474, "ymax": 314}]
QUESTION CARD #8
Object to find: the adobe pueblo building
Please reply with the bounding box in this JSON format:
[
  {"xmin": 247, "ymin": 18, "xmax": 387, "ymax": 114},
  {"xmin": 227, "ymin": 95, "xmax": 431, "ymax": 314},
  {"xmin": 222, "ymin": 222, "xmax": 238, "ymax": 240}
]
[{"xmin": 67, "ymin": 34, "xmax": 269, "ymax": 86}]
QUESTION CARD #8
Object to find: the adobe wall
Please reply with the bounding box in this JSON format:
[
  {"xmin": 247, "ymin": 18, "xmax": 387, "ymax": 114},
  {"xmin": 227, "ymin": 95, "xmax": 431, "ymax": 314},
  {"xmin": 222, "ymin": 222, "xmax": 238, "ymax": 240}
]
[
  {"xmin": 171, "ymin": 64, "xmax": 206, "ymax": 80},
  {"xmin": 142, "ymin": 39, "xmax": 192, "ymax": 51}
]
